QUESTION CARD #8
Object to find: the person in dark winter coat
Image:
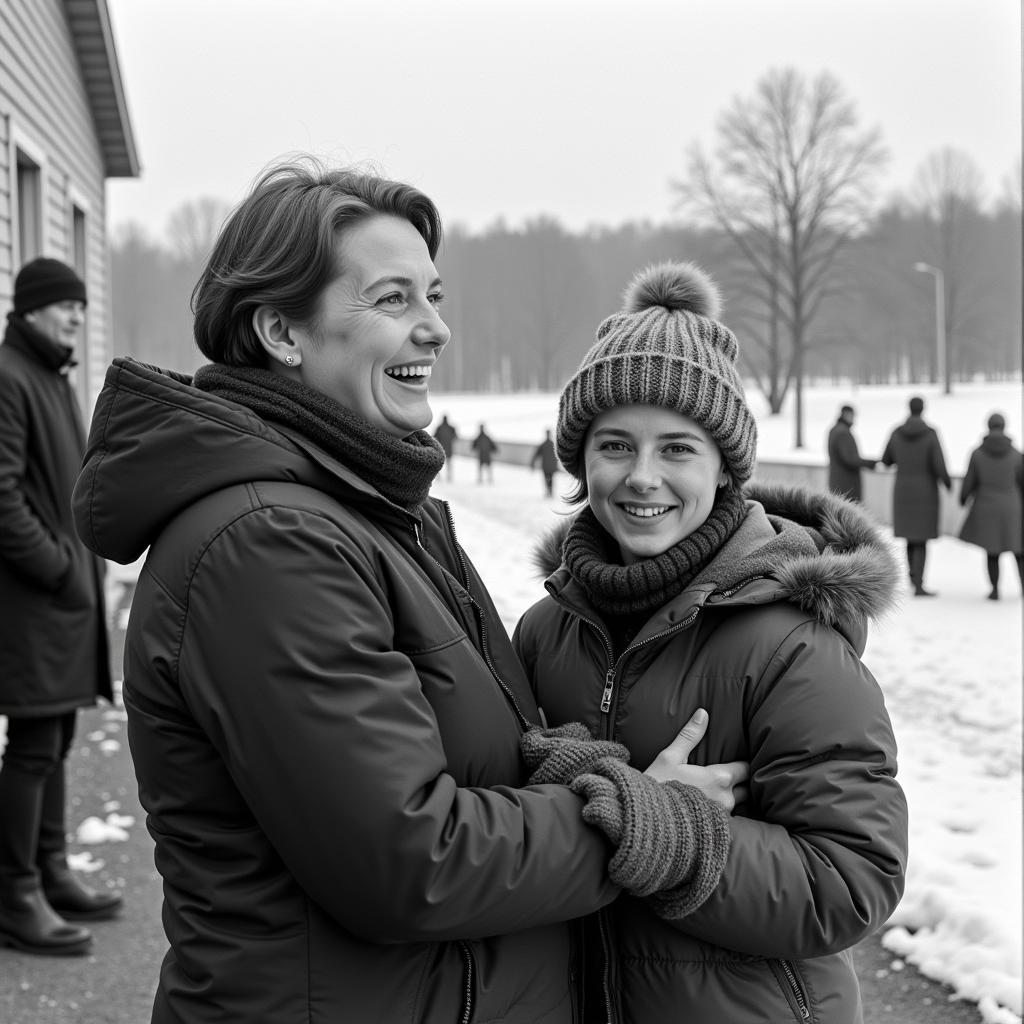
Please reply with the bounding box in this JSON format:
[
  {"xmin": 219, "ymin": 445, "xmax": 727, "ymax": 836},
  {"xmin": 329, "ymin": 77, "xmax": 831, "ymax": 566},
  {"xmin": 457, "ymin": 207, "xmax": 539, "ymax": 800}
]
[
  {"xmin": 958, "ymin": 412, "xmax": 1023, "ymax": 600},
  {"xmin": 471, "ymin": 422, "xmax": 498, "ymax": 482},
  {"xmin": 513, "ymin": 261, "xmax": 908, "ymax": 1024},
  {"xmin": 71, "ymin": 161, "xmax": 738, "ymax": 1024},
  {"xmin": 881, "ymin": 395, "xmax": 952, "ymax": 596},
  {"xmin": 0, "ymin": 258, "xmax": 120, "ymax": 958},
  {"xmin": 827, "ymin": 404, "xmax": 877, "ymax": 501},
  {"xmin": 531, "ymin": 428, "xmax": 559, "ymax": 496},
  {"xmin": 432, "ymin": 413, "xmax": 457, "ymax": 480}
]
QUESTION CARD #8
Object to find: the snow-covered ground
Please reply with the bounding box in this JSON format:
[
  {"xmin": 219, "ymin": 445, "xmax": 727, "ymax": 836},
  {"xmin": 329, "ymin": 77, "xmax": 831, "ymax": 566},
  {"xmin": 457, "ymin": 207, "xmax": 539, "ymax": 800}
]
[
  {"xmin": 428, "ymin": 379, "xmax": 1023, "ymax": 1024},
  {"xmin": 2, "ymin": 380, "xmax": 1018, "ymax": 1021}
]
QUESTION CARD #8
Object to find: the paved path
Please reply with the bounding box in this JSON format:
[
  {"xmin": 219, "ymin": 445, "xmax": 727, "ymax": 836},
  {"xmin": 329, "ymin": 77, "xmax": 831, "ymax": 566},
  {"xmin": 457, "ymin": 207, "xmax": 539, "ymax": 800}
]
[{"xmin": 0, "ymin": 580, "xmax": 986, "ymax": 1023}]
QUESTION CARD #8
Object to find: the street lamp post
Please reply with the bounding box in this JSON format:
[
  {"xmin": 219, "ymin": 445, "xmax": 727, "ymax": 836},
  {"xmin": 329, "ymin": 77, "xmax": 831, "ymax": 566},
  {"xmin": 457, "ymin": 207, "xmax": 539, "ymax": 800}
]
[{"xmin": 914, "ymin": 262, "xmax": 948, "ymax": 394}]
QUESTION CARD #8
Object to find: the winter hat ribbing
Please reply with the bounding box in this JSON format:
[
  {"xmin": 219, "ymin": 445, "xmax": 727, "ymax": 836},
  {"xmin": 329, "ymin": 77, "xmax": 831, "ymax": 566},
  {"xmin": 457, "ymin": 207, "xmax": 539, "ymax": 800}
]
[{"xmin": 556, "ymin": 261, "xmax": 757, "ymax": 484}]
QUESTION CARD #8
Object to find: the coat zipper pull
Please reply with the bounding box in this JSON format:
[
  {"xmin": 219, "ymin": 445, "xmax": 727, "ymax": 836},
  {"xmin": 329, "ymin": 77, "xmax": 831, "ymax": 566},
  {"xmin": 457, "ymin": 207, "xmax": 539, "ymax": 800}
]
[{"xmin": 600, "ymin": 669, "xmax": 615, "ymax": 713}]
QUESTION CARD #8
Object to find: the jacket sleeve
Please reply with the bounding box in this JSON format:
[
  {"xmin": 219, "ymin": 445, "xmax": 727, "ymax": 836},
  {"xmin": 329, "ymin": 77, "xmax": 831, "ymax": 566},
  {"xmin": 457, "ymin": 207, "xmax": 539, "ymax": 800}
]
[
  {"xmin": 880, "ymin": 433, "xmax": 895, "ymax": 468},
  {"xmin": 176, "ymin": 506, "xmax": 617, "ymax": 942},
  {"xmin": 671, "ymin": 619, "xmax": 908, "ymax": 959},
  {"xmin": 930, "ymin": 432, "xmax": 952, "ymax": 488},
  {"xmin": 959, "ymin": 453, "xmax": 978, "ymax": 505},
  {"xmin": 0, "ymin": 372, "xmax": 72, "ymax": 589},
  {"xmin": 832, "ymin": 431, "xmax": 862, "ymax": 471}
]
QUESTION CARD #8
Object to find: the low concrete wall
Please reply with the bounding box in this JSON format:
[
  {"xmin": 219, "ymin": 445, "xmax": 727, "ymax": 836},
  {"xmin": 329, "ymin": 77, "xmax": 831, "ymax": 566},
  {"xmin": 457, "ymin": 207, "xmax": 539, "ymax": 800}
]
[
  {"xmin": 456, "ymin": 440, "xmax": 966, "ymax": 538},
  {"xmin": 752, "ymin": 461, "xmax": 965, "ymax": 537}
]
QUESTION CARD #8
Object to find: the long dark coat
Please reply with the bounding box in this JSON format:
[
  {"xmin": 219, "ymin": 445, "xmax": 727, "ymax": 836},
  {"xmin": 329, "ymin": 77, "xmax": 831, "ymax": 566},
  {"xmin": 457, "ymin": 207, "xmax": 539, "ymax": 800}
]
[
  {"xmin": 827, "ymin": 418, "xmax": 875, "ymax": 501},
  {"xmin": 515, "ymin": 485, "xmax": 907, "ymax": 1024},
  {"xmin": 959, "ymin": 432, "xmax": 1023, "ymax": 554},
  {"xmin": 0, "ymin": 314, "xmax": 110, "ymax": 716},
  {"xmin": 72, "ymin": 358, "xmax": 616, "ymax": 1024},
  {"xmin": 881, "ymin": 414, "xmax": 951, "ymax": 540}
]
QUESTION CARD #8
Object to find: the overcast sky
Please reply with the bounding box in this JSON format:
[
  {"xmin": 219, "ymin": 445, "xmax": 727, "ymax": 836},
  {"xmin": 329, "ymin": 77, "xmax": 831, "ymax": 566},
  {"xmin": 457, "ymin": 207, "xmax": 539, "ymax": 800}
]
[{"xmin": 105, "ymin": 0, "xmax": 1021, "ymax": 239}]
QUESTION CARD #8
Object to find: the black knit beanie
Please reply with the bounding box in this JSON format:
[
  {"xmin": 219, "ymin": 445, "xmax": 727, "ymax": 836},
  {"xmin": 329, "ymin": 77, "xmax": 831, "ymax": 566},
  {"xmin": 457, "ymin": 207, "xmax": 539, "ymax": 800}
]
[{"xmin": 13, "ymin": 258, "xmax": 87, "ymax": 314}]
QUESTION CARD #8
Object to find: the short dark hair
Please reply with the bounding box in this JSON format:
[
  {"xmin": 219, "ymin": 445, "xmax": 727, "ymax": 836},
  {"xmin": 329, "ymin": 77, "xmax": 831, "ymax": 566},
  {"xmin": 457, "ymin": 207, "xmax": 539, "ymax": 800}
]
[
  {"xmin": 840, "ymin": 404, "xmax": 855, "ymax": 417},
  {"xmin": 988, "ymin": 412, "xmax": 1006, "ymax": 431},
  {"xmin": 192, "ymin": 157, "xmax": 444, "ymax": 366},
  {"xmin": 909, "ymin": 396, "xmax": 925, "ymax": 416}
]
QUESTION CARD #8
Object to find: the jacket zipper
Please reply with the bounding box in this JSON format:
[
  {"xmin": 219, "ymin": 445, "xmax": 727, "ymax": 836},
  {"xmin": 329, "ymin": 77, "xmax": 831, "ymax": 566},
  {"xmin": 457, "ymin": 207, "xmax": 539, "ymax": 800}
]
[
  {"xmin": 417, "ymin": 503, "xmax": 531, "ymax": 730},
  {"xmin": 567, "ymin": 605, "xmax": 700, "ymax": 1024},
  {"xmin": 776, "ymin": 959, "xmax": 811, "ymax": 1021},
  {"xmin": 570, "ymin": 608, "xmax": 701, "ymax": 730},
  {"xmin": 457, "ymin": 940, "xmax": 475, "ymax": 1024}
]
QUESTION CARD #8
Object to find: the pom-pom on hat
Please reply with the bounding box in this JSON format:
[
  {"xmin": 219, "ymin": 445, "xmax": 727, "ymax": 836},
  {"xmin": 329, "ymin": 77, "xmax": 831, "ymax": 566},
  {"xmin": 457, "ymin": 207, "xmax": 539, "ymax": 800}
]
[
  {"xmin": 13, "ymin": 257, "xmax": 87, "ymax": 315},
  {"xmin": 556, "ymin": 260, "xmax": 757, "ymax": 485}
]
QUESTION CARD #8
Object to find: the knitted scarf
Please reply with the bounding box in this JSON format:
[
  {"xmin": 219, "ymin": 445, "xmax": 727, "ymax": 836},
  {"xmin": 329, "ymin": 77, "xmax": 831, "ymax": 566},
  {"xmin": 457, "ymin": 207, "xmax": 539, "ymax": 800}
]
[
  {"xmin": 563, "ymin": 488, "xmax": 748, "ymax": 615},
  {"xmin": 192, "ymin": 363, "xmax": 445, "ymax": 511}
]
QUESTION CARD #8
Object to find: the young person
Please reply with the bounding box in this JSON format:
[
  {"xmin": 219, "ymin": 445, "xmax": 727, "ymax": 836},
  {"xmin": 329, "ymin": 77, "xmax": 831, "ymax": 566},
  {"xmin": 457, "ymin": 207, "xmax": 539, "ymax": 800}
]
[{"xmin": 514, "ymin": 261, "xmax": 909, "ymax": 1024}]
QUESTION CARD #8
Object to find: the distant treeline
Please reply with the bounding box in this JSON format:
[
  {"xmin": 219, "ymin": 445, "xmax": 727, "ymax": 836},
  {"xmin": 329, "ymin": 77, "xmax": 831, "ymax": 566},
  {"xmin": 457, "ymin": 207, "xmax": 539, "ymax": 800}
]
[
  {"xmin": 111, "ymin": 69, "xmax": 1021, "ymax": 417},
  {"xmin": 111, "ymin": 201, "xmax": 1021, "ymax": 395}
]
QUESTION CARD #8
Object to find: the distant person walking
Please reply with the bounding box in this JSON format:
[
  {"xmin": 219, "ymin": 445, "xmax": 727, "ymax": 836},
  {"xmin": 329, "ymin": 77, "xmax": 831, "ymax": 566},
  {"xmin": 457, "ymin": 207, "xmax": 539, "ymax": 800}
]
[
  {"xmin": 531, "ymin": 428, "xmax": 558, "ymax": 496},
  {"xmin": 958, "ymin": 412, "xmax": 1023, "ymax": 600},
  {"xmin": 881, "ymin": 395, "xmax": 951, "ymax": 597},
  {"xmin": 472, "ymin": 423, "xmax": 498, "ymax": 483},
  {"xmin": 433, "ymin": 413, "xmax": 458, "ymax": 481},
  {"xmin": 0, "ymin": 258, "xmax": 121, "ymax": 957},
  {"xmin": 827, "ymin": 404, "xmax": 877, "ymax": 501}
]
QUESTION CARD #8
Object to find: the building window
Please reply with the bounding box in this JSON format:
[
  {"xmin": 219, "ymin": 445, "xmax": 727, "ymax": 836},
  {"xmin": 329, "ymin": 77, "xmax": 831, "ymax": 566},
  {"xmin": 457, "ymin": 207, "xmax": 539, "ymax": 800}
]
[
  {"xmin": 72, "ymin": 204, "xmax": 87, "ymax": 276},
  {"xmin": 15, "ymin": 149, "xmax": 43, "ymax": 263}
]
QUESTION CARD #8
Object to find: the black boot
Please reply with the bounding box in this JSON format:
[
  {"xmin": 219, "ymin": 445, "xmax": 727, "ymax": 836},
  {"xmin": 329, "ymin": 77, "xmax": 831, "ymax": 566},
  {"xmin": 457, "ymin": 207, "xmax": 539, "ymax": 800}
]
[
  {"xmin": 0, "ymin": 878, "xmax": 92, "ymax": 955},
  {"xmin": 36, "ymin": 765, "xmax": 123, "ymax": 922},
  {"xmin": 39, "ymin": 853, "xmax": 123, "ymax": 921}
]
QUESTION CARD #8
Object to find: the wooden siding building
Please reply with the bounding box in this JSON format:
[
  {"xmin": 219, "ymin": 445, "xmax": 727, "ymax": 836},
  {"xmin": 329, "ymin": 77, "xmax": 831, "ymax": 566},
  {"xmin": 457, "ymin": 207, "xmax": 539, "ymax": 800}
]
[{"xmin": 0, "ymin": 0, "xmax": 138, "ymax": 413}]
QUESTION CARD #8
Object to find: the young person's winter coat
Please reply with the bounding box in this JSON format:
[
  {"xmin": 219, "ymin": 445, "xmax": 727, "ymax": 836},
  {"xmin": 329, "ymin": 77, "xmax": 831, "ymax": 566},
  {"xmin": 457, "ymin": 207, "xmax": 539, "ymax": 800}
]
[
  {"xmin": 514, "ymin": 484, "xmax": 908, "ymax": 1024},
  {"xmin": 73, "ymin": 358, "xmax": 618, "ymax": 1024},
  {"xmin": 0, "ymin": 314, "xmax": 110, "ymax": 715}
]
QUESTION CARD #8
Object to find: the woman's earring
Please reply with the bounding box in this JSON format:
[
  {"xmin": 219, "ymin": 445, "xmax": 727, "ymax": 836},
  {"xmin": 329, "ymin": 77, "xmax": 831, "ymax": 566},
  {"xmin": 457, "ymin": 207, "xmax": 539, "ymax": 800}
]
[{"xmin": 285, "ymin": 354, "xmax": 295, "ymax": 366}]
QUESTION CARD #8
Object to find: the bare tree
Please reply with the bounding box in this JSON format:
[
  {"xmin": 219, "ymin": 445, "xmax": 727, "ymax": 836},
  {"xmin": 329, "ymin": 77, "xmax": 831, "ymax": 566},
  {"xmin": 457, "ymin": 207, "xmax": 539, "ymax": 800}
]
[
  {"xmin": 673, "ymin": 68, "xmax": 887, "ymax": 446},
  {"xmin": 166, "ymin": 197, "xmax": 231, "ymax": 267},
  {"xmin": 909, "ymin": 147, "xmax": 988, "ymax": 394}
]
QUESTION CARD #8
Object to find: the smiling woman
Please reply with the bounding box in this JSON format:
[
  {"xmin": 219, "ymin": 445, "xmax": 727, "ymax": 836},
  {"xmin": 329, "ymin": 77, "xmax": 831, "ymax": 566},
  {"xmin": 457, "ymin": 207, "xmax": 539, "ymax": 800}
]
[{"xmin": 69, "ymin": 157, "xmax": 741, "ymax": 1024}]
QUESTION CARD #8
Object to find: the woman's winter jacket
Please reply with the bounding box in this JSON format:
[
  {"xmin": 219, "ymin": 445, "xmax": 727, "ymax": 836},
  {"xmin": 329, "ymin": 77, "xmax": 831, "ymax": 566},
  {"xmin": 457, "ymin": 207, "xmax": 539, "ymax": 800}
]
[
  {"xmin": 514, "ymin": 485, "xmax": 909, "ymax": 1024},
  {"xmin": 958, "ymin": 432, "xmax": 1023, "ymax": 554},
  {"xmin": 881, "ymin": 414, "xmax": 951, "ymax": 539},
  {"xmin": 0, "ymin": 314, "xmax": 110, "ymax": 716},
  {"xmin": 72, "ymin": 358, "xmax": 618, "ymax": 1024}
]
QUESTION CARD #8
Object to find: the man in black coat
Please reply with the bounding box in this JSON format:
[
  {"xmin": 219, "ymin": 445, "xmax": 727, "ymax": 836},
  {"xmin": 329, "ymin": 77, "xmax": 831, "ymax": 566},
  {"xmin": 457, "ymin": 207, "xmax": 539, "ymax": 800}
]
[
  {"xmin": 0, "ymin": 258, "xmax": 121, "ymax": 956},
  {"xmin": 827, "ymin": 405, "xmax": 877, "ymax": 502},
  {"xmin": 881, "ymin": 395, "xmax": 952, "ymax": 597}
]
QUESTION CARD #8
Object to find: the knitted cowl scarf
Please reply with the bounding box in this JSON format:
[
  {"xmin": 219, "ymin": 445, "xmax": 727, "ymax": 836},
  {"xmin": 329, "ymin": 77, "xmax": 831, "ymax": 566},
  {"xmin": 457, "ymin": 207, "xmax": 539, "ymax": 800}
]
[
  {"xmin": 192, "ymin": 363, "xmax": 445, "ymax": 512},
  {"xmin": 564, "ymin": 487, "xmax": 749, "ymax": 615}
]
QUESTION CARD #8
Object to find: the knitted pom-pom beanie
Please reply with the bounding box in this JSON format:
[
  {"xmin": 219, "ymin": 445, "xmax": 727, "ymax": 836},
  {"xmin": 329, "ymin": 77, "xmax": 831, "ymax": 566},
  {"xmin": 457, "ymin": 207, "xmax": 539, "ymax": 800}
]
[{"xmin": 556, "ymin": 261, "xmax": 757, "ymax": 485}]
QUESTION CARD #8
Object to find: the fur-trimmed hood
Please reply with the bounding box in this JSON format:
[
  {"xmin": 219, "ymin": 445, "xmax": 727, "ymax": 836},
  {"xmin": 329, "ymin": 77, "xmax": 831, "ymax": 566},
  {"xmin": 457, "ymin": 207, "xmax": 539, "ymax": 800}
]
[{"xmin": 533, "ymin": 482, "xmax": 901, "ymax": 631}]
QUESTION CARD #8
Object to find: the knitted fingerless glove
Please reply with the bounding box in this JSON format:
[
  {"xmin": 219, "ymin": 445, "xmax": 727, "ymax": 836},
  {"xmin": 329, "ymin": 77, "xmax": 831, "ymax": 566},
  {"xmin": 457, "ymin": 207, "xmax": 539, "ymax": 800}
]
[
  {"xmin": 520, "ymin": 722, "xmax": 631, "ymax": 785},
  {"xmin": 571, "ymin": 757, "xmax": 731, "ymax": 918}
]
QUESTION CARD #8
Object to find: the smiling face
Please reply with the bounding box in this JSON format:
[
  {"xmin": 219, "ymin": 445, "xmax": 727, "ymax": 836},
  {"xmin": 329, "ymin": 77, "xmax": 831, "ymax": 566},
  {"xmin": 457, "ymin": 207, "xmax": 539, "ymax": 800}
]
[
  {"xmin": 584, "ymin": 404, "xmax": 729, "ymax": 564},
  {"xmin": 291, "ymin": 214, "xmax": 450, "ymax": 437},
  {"xmin": 24, "ymin": 300, "xmax": 86, "ymax": 348}
]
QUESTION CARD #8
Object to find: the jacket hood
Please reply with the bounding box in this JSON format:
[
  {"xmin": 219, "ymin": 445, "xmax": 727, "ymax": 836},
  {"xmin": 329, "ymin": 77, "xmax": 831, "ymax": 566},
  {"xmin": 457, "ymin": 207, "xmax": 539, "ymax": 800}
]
[
  {"xmin": 532, "ymin": 482, "xmax": 900, "ymax": 629},
  {"xmin": 73, "ymin": 358, "xmax": 385, "ymax": 564},
  {"xmin": 980, "ymin": 432, "xmax": 1014, "ymax": 456}
]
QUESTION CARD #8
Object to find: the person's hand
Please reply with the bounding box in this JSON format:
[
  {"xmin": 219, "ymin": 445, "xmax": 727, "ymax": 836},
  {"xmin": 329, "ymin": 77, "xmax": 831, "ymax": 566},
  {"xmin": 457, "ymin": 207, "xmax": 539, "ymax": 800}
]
[{"xmin": 644, "ymin": 709, "xmax": 749, "ymax": 814}]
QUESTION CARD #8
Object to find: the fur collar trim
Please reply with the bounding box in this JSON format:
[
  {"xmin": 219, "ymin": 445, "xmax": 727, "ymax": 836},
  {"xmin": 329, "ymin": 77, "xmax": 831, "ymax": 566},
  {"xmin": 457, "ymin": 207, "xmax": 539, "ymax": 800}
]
[{"xmin": 533, "ymin": 483, "xmax": 901, "ymax": 629}]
